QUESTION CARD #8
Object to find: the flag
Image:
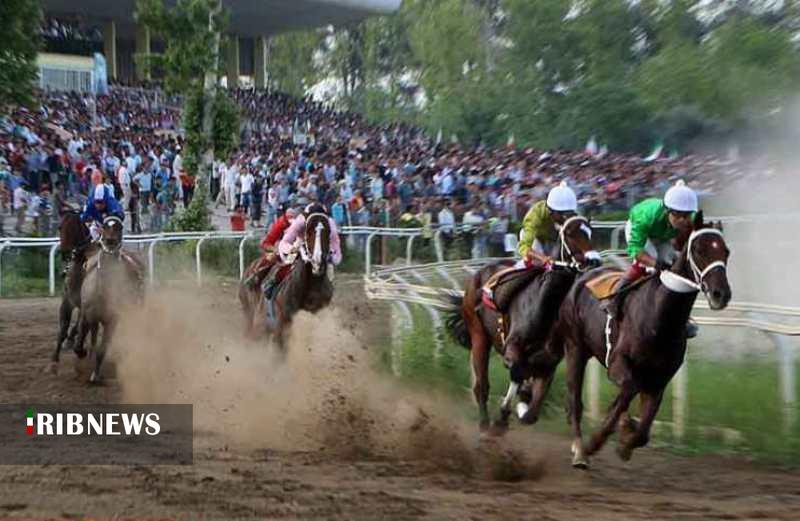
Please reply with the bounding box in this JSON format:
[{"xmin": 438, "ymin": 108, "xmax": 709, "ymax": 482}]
[
  {"xmin": 451, "ymin": 134, "xmax": 459, "ymax": 144},
  {"xmin": 435, "ymin": 128, "xmax": 442, "ymax": 145},
  {"xmin": 644, "ymin": 141, "xmax": 663, "ymax": 162},
  {"xmin": 597, "ymin": 145, "xmax": 608, "ymax": 158},
  {"xmin": 507, "ymin": 133, "xmax": 515, "ymax": 147},
  {"xmin": 585, "ymin": 136, "xmax": 598, "ymax": 155}
]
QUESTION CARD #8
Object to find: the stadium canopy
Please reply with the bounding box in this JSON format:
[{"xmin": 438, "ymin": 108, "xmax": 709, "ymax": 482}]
[{"xmin": 41, "ymin": 0, "xmax": 402, "ymax": 38}]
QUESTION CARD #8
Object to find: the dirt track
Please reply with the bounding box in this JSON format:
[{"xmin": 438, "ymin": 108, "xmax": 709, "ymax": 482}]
[{"xmin": 0, "ymin": 282, "xmax": 799, "ymax": 521}]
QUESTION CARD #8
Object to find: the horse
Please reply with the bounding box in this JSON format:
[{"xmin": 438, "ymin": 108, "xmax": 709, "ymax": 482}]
[
  {"xmin": 72, "ymin": 215, "xmax": 141, "ymax": 384},
  {"xmin": 444, "ymin": 215, "xmax": 602, "ymax": 432},
  {"xmin": 52, "ymin": 208, "xmax": 92, "ymax": 371},
  {"xmin": 239, "ymin": 212, "xmax": 334, "ymax": 351},
  {"xmin": 556, "ymin": 211, "xmax": 731, "ymax": 468}
]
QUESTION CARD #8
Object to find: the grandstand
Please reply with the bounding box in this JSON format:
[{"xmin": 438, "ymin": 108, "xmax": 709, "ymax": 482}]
[{"xmin": 38, "ymin": 0, "xmax": 402, "ymax": 89}]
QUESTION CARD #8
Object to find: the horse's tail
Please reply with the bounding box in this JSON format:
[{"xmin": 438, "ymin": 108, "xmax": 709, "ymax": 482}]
[
  {"xmin": 444, "ymin": 267, "xmax": 486, "ymax": 350},
  {"xmin": 443, "ymin": 294, "xmax": 470, "ymax": 350}
]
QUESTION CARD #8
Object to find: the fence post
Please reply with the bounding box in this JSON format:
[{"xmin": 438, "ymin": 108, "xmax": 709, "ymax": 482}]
[
  {"xmin": 147, "ymin": 235, "xmax": 164, "ymax": 285},
  {"xmin": 405, "ymin": 234, "xmax": 416, "ymax": 266},
  {"xmin": 238, "ymin": 232, "xmax": 252, "ymax": 280},
  {"xmin": 672, "ymin": 360, "xmax": 688, "ymax": 441},
  {"xmin": 434, "ymin": 229, "xmax": 444, "ymax": 263},
  {"xmin": 196, "ymin": 233, "xmax": 212, "ymax": 287},
  {"xmin": 611, "ymin": 224, "xmax": 625, "ymax": 251},
  {"xmin": 0, "ymin": 241, "xmax": 9, "ymax": 297},
  {"xmin": 49, "ymin": 243, "xmax": 60, "ymax": 296},
  {"xmin": 365, "ymin": 232, "xmax": 378, "ymax": 276}
]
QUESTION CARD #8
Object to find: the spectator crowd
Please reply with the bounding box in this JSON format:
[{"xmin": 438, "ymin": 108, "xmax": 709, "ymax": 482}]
[{"xmin": 1, "ymin": 82, "xmax": 741, "ymax": 258}]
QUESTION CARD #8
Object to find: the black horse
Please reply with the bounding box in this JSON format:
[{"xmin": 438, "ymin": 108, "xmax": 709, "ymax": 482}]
[{"xmin": 445, "ymin": 216, "xmax": 601, "ymax": 431}]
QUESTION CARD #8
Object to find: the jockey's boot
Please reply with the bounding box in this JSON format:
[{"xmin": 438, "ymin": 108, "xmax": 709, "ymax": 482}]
[
  {"xmin": 686, "ymin": 319, "xmax": 698, "ymax": 339},
  {"xmin": 262, "ymin": 266, "xmax": 279, "ymax": 300}
]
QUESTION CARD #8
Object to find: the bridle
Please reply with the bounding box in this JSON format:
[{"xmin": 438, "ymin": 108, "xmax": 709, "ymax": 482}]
[
  {"xmin": 99, "ymin": 216, "xmax": 123, "ymax": 256},
  {"xmin": 660, "ymin": 228, "xmax": 727, "ymax": 294},
  {"xmin": 291, "ymin": 213, "xmax": 329, "ymax": 276},
  {"xmin": 553, "ymin": 215, "xmax": 600, "ymax": 272}
]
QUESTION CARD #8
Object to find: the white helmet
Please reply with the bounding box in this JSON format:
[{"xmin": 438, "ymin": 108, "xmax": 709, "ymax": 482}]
[
  {"xmin": 546, "ymin": 181, "xmax": 578, "ymax": 212},
  {"xmin": 664, "ymin": 180, "xmax": 698, "ymax": 212}
]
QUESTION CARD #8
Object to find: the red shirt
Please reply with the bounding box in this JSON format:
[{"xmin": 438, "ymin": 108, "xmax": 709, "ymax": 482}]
[
  {"xmin": 230, "ymin": 212, "xmax": 245, "ymax": 231},
  {"xmin": 261, "ymin": 214, "xmax": 291, "ymax": 250}
]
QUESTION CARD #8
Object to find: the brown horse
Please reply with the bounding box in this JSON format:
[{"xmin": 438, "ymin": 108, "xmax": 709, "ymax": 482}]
[
  {"xmin": 557, "ymin": 211, "xmax": 731, "ymax": 468},
  {"xmin": 239, "ymin": 213, "xmax": 334, "ymax": 352},
  {"xmin": 445, "ymin": 216, "xmax": 601, "ymax": 431},
  {"xmin": 52, "ymin": 209, "xmax": 92, "ymax": 371},
  {"xmin": 73, "ymin": 216, "xmax": 142, "ymax": 383}
]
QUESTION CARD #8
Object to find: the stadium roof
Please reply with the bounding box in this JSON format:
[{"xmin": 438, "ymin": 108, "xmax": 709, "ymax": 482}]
[{"xmin": 41, "ymin": 0, "xmax": 402, "ymax": 38}]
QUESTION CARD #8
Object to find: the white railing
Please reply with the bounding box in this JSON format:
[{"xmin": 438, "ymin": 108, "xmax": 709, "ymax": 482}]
[{"xmin": 365, "ymin": 256, "xmax": 800, "ymax": 441}]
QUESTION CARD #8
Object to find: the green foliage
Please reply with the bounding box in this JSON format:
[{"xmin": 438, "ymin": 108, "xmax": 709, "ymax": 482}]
[
  {"xmin": 138, "ymin": 0, "xmax": 240, "ymax": 232},
  {"xmin": 135, "ymin": 0, "xmax": 227, "ymax": 94},
  {"xmin": 0, "ymin": 0, "xmax": 42, "ymax": 109},
  {"xmin": 267, "ymin": 31, "xmax": 324, "ymax": 97},
  {"xmin": 262, "ymin": 0, "xmax": 800, "ymax": 153},
  {"xmin": 211, "ymin": 89, "xmax": 240, "ymax": 158}
]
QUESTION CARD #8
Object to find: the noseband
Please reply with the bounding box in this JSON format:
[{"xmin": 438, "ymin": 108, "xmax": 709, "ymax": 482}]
[
  {"xmin": 100, "ymin": 216, "xmax": 124, "ymax": 255},
  {"xmin": 554, "ymin": 215, "xmax": 598, "ymax": 272}
]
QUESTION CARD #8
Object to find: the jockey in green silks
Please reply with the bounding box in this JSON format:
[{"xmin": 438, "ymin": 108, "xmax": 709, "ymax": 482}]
[{"xmin": 602, "ymin": 179, "xmax": 699, "ymax": 337}]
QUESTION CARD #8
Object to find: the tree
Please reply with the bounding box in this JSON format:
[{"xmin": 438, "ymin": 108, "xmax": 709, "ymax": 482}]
[
  {"xmin": 0, "ymin": 0, "xmax": 42, "ymax": 109},
  {"xmin": 267, "ymin": 31, "xmax": 324, "ymax": 97},
  {"xmin": 136, "ymin": 0, "xmax": 240, "ymax": 231}
]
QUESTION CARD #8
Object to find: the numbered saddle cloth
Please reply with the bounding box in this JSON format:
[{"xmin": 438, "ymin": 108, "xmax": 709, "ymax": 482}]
[{"xmin": 585, "ymin": 270, "xmax": 625, "ymax": 301}]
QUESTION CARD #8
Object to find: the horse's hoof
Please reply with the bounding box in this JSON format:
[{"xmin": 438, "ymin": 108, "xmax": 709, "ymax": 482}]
[
  {"xmin": 89, "ymin": 371, "xmax": 103, "ymax": 385},
  {"xmin": 516, "ymin": 402, "xmax": 530, "ymax": 420},
  {"xmin": 572, "ymin": 458, "xmax": 589, "ymax": 470},
  {"xmin": 47, "ymin": 361, "xmax": 59, "ymax": 375},
  {"xmin": 616, "ymin": 444, "xmax": 633, "ymax": 462},
  {"xmin": 488, "ymin": 420, "xmax": 509, "ymax": 437},
  {"xmin": 519, "ymin": 410, "xmax": 538, "ymax": 426},
  {"xmin": 74, "ymin": 349, "xmax": 87, "ymax": 359},
  {"xmin": 571, "ymin": 440, "xmax": 590, "ymax": 469}
]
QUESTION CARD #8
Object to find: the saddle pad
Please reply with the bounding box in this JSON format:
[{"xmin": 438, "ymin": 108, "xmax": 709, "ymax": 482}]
[
  {"xmin": 488, "ymin": 265, "xmax": 544, "ymax": 313},
  {"xmin": 586, "ymin": 271, "xmax": 624, "ymax": 300}
]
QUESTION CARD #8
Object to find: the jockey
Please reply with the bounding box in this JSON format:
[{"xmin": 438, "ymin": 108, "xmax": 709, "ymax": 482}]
[
  {"xmin": 243, "ymin": 205, "xmax": 299, "ymax": 290},
  {"xmin": 80, "ymin": 184, "xmax": 125, "ymax": 242},
  {"xmin": 263, "ymin": 202, "xmax": 342, "ymax": 299},
  {"xmin": 516, "ymin": 181, "xmax": 579, "ymax": 267},
  {"xmin": 482, "ymin": 182, "xmax": 578, "ymax": 304},
  {"xmin": 602, "ymin": 179, "xmax": 698, "ymax": 336}
]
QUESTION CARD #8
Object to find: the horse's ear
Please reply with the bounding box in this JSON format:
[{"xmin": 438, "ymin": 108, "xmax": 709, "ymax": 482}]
[{"xmin": 693, "ymin": 210, "xmax": 704, "ymax": 230}]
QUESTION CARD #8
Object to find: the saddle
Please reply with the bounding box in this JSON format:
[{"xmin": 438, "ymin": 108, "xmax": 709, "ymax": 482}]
[
  {"xmin": 482, "ymin": 262, "xmax": 546, "ymax": 314},
  {"xmin": 585, "ymin": 271, "xmax": 625, "ymax": 300},
  {"xmin": 585, "ymin": 269, "xmax": 654, "ymax": 301}
]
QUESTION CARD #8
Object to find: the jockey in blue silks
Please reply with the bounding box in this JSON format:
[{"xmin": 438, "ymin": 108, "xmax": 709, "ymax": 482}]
[{"xmin": 81, "ymin": 184, "xmax": 125, "ymax": 241}]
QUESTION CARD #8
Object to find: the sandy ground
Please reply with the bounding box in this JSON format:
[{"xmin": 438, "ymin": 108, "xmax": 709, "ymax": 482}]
[{"xmin": 0, "ymin": 278, "xmax": 798, "ymax": 521}]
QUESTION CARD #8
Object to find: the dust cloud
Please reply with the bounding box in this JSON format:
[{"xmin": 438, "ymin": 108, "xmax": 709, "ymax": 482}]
[
  {"xmin": 110, "ymin": 286, "xmax": 546, "ymax": 481},
  {"xmin": 696, "ymin": 99, "xmax": 800, "ymax": 307}
]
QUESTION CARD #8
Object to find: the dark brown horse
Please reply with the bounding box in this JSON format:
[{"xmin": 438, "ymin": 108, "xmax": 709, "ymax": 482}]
[
  {"xmin": 52, "ymin": 209, "xmax": 92, "ymax": 371},
  {"xmin": 445, "ymin": 216, "xmax": 601, "ymax": 431},
  {"xmin": 239, "ymin": 213, "xmax": 334, "ymax": 352},
  {"xmin": 557, "ymin": 211, "xmax": 731, "ymax": 468}
]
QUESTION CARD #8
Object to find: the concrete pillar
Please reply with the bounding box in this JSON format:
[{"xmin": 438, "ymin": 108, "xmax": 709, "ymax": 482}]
[
  {"xmin": 135, "ymin": 24, "xmax": 151, "ymax": 82},
  {"xmin": 103, "ymin": 20, "xmax": 117, "ymax": 80},
  {"xmin": 254, "ymin": 36, "xmax": 266, "ymax": 89},
  {"xmin": 226, "ymin": 36, "xmax": 239, "ymax": 88}
]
